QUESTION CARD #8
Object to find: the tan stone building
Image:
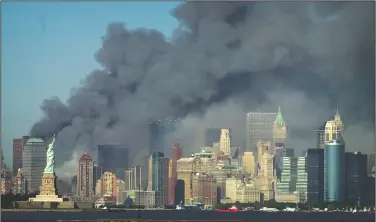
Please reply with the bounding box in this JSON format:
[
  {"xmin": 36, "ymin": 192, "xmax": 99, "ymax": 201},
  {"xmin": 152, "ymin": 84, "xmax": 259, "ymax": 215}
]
[
  {"xmin": 225, "ymin": 177, "xmax": 260, "ymax": 203},
  {"xmin": 255, "ymin": 150, "xmax": 276, "ymax": 201},
  {"xmin": 95, "ymin": 171, "xmax": 116, "ymax": 198},
  {"xmin": 219, "ymin": 129, "xmax": 231, "ymax": 156},
  {"xmin": 242, "ymin": 152, "xmax": 255, "ymax": 175}
]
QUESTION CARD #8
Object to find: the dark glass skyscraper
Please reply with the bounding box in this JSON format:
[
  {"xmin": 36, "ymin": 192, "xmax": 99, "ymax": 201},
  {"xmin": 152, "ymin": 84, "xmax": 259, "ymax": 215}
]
[
  {"xmin": 149, "ymin": 117, "xmax": 179, "ymax": 156},
  {"xmin": 325, "ymin": 140, "xmax": 345, "ymax": 202},
  {"xmin": 204, "ymin": 128, "xmax": 222, "ymax": 146},
  {"xmin": 97, "ymin": 145, "xmax": 129, "ymax": 180},
  {"xmin": 151, "ymin": 152, "xmax": 164, "ymax": 193},
  {"xmin": 307, "ymin": 148, "xmax": 324, "ymax": 204},
  {"xmin": 345, "ymin": 152, "xmax": 367, "ymax": 204}
]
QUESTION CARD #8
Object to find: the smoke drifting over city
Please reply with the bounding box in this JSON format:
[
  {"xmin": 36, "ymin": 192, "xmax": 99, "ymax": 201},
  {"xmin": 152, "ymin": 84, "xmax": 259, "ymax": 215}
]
[{"xmin": 30, "ymin": 2, "xmax": 374, "ymax": 178}]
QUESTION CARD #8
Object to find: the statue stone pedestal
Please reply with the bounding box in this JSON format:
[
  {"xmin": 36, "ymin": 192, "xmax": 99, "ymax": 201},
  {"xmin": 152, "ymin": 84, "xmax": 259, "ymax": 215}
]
[{"xmin": 29, "ymin": 173, "xmax": 63, "ymax": 203}]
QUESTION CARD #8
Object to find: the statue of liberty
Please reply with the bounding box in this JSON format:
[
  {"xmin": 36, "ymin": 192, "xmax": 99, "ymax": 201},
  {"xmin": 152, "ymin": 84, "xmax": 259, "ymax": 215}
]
[{"xmin": 44, "ymin": 134, "xmax": 56, "ymax": 174}]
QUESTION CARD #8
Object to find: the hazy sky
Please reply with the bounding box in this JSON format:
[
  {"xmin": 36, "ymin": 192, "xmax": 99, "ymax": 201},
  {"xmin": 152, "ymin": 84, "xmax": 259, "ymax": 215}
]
[{"xmin": 2, "ymin": 2, "xmax": 180, "ymax": 167}]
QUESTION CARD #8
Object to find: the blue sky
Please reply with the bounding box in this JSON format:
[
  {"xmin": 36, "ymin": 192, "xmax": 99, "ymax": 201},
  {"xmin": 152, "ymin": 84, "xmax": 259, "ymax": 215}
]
[{"xmin": 2, "ymin": 2, "xmax": 180, "ymax": 167}]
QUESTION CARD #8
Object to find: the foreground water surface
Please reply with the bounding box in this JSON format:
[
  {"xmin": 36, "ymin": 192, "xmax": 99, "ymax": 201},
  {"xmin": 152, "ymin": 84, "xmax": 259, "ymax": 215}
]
[{"xmin": 2, "ymin": 210, "xmax": 375, "ymax": 222}]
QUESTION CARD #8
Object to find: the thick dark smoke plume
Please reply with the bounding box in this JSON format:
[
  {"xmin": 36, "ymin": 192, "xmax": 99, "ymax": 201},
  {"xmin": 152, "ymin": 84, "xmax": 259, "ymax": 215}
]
[{"xmin": 30, "ymin": 2, "xmax": 375, "ymax": 178}]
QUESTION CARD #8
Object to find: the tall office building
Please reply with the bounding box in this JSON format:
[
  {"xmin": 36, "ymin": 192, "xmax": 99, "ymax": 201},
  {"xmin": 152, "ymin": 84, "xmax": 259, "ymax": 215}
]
[
  {"xmin": 324, "ymin": 140, "xmax": 345, "ymax": 202},
  {"xmin": 151, "ymin": 152, "xmax": 164, "ymax": 193},
  {"xmin": 204, "ymin": 128, "xmax": 222, "ymax": 147},
  {"xmin": 13, "ymin": 137, "xmax": 28, "ymax": 177},
  {"xmin": 307, "ymin": 148, "xmax": 324, "ymax": 204},
  {"xmin": 97, "ymin": 145, "xmax": 129, "ymax": 180},
  {"xmin": 316, "ymin": 123, "xmax": 326, "ymax": 149},
  {"xmin": 274, "ymin": 147, "xmax": 294, "ymax": 180},
  {"xmin": 256, "ymin": 141, "xmax": 272, "ymax": 171},
  {"xmin": 77, "ymin": 153, "xmax": 94, "ymax": 199},
  {"xmin": 324, "ymin": 110, "xmax": 344, "ymax": 144},
  {"xmin": 296, "ymin": 156, "xmax": 308, "ymax": 201},
  {"xmin": 256, "ymin": 152, "xmax": 276, "ymax": 201},
  {"xmin": 169, "ymin": 143, "xmax": 182, "ymax": 204},
  {"xmin": 93, "ymin": 162, "xmax": 98, "ymax": 192},
  {"xmin": 272, "ymin": 106, "xmax": 287, "ymax": 151},
  {"xmin": 277, "ymin": 157, "xmax": 298, "ymax": 194},
  {"xmin": 242, "ymin": 152, "xmax": 255, "ymax": 175},
  {"xmin": 366, "ymin": 153, "xmax": 375, "ymax": 177},
  {"xmin": 22, "ymin": 138, "xmax": 46, "ymax": 193},
  {"xmin": 160, "ymin": 157, "xmax": 170, "ymax": 204},
  {"xmin": 345, "ymin": 152, "xmax": 367, "ymax": 204},
  {"xmin": 132, "ymin": 165, "xmax": 142, "ymax": 190},
  {"xmin": 317, "ymin": 110, "xmax": 344, "ymax": 149},
  {"xmin": 246, "ymin": 110, "xmax": 278, "ymax": 154},
  {"xmin": 149, "ymin": 117, "xmax": 179, "ymax": 155},
  {"xmin": 219, "ymin": 129, "xmax": 231, "ymax": 155}
]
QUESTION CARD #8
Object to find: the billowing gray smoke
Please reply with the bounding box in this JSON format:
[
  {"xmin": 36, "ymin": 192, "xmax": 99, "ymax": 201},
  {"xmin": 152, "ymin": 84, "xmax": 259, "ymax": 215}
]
[{"xmin": 30, "ymin": 2, "xmax": 374, "ymax": 178}]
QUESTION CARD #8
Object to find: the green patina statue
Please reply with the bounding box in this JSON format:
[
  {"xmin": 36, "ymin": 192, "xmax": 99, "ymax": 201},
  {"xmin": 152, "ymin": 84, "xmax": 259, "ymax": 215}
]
[{"xmin": 44, "ymin": 134, "xmax": 56, "ymax": 174}]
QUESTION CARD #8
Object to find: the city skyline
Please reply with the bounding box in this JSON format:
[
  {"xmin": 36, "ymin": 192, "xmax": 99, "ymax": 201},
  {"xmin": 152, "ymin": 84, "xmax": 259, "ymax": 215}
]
[{"xmin": 2, "ymin": 1, "xmax": 374, "ymax": 174}]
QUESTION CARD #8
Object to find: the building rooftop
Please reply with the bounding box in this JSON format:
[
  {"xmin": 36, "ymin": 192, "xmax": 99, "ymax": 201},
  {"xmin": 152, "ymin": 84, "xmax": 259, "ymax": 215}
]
[
  {"xmin": 79, "ymin": 153, "xmax": 93, "ymax": 161},
  {"xmin": 274, "ymin": 105, "xmax": 286, "ymax": 127},
  {"xmin": 26, "ymin": 138, "xmax": 44, "ymax": 143}
]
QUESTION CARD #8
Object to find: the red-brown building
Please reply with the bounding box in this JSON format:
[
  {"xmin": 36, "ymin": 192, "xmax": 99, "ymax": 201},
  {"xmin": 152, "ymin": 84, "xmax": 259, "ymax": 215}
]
[
  {"xmin": 192, "ymin": 173, "xmax": 217, "ymax": 206},
  {"xmin": 12, "ymin": 137, "xmax": 28, "ymax": 177},
  {"xmin": 168, "ymin": 142, "xmax": 182, "ymax": 204},
  {"xmin": 77, "ymin": 153, "xmax": 94, "ymax": 199}
]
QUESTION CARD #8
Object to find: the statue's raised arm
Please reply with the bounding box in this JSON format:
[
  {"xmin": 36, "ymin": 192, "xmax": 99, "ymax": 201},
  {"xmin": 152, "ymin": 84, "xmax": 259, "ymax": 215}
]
[{"xmin": 51, "ymin": 134, "xmax": 56, "ymax": 145}]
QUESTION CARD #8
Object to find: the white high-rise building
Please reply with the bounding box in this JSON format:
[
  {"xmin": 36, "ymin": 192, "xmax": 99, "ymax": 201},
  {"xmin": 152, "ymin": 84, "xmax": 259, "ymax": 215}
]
[{"xmin": 219, "ymin": 129, "xmax": 231, "ymax": 155}]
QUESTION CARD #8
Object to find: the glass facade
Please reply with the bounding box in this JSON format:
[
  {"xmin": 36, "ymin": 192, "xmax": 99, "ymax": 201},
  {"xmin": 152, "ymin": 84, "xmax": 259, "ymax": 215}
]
[
  {"xmin": 149, "ymin": 118, "xmax": 179, "ymax": 156},
  {"xmin": 325, "ymin": 141, "xmax": 345, "ymax": 202},
  {"xmin": 277, "ymin": 157, "xmax": 297, "ymax": 194},
  {"xmin": 151, "ymin": 152, "xmax": 164, "ymax": 193},
  {"xmin": 345, "ymin": 152, "xmax": 367, "ymax": 203},
  {"xmin": 307, "ymin": 149, "xmax": 324, "ymax": 204},
  {"xmin": 204, "ymin": 128, "xmax": 222, "ymax": 147},
  {"xmin": 296, "ymin": 156, "xmax": 308, "ymax": 202},
  {"xmin": 246, "ymin": 112, "xmax": 277, "ymax": 154},
  {"xmin": 22, "ymin": 138, "xmax": 46, "ymax": 193}
]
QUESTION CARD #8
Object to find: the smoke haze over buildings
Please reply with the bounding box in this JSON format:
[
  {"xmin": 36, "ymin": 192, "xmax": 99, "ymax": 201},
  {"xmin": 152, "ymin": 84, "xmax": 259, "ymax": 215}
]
[{"xmin": 30, "ymin": 2, "xmax": 375, "ymax": 178}]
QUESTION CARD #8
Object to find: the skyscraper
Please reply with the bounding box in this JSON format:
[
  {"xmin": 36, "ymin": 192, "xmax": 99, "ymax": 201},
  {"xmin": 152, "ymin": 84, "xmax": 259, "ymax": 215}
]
[
  {"xmin": 169, "ymin": 142, "xmax": 182, "ymax": 204},
  {"xmin": 22, "ymin": 138, "xmax": 46, "ymax": 193},
  {"xmin": 151, "ymin": 152, "xmax": 164, "ymax": 193},
  {"xmin": 272, "ymin": 106, "xmax": 287, "ymax": 150},
  {"xmin": 345, "ymin": 152, "xmax": 367, "ymax": 204},
  {"xmin": 160, "ymin": 157, "xmax": 170, "ymax": 205},
  {"xmin": 219, "ymin": 129, "xmax": 231, "ymax": 155},
  {"xmin": 97, "ymin": 145, "xmax": 129, "ymax": 180},
  {"xmin": 77, "ymin": 153, "xmax": 93, "ymax": 199},
  {"xmin": 246, "ymin": 107, "xmax": 284, "ymax": 156},
  {"xmin": 130, "ymin": 165, "xmax": 142, "ymax": 190},
  {"xmin": 256, "ymin": 140, "xmax": 272, "ymax": 170},
  {"xmin": 325, "ymin": 140, "xmax": 345, "ymax": 202},
  {"xmin": 324, "ymin": 110, "xmax": 344, "ymax": 144},
  {"xmin": 277, "ymin": 157, "xmax": 297, "ymax": 194},
  {"xmin": 93, "ymin": 161, "xmax": 98, "ymax": 192},
  {"xmin": 366, "ymin": 153, "xmax": 375, "ymax": 177},
  {"xmin": 149, "ymin": 117, "xmax": 179, "ymax": 155},
  {"xmin": 13, "ymin": 137, "xmax": 28, "ymax": 177},
  {"xmin": 307, "ymin": 148, "xmax": 324, "ymax": 204},
  {"xmin": 242, "ymin": 152, "xmax": 255, "ymax": 175},
  {"xmin": 204, "ymin": 128, "xmax": 222, "ymax": 147},
  {"xmin": 296, "ymin": 156, "xmax": 308, "ymax": 201}
]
